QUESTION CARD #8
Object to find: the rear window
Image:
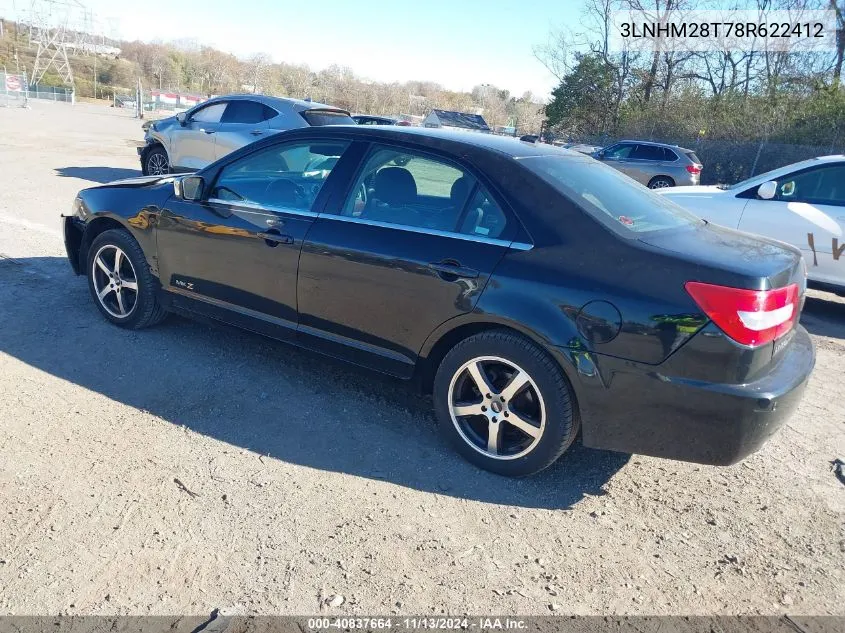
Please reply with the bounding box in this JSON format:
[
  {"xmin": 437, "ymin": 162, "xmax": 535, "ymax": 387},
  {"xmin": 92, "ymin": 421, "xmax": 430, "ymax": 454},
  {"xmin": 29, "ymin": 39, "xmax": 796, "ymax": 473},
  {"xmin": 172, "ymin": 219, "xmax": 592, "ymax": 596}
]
[
  {"xmin": 222, "ymin": 100, "xmax": 276, "ymax": 124},
  {"xmin": 685, "ymin": 151, "xmax": 701, "ymax": 165},
  {"xmin": 520, "ymin": 155, "xmax": 702, "ymax": 234},
  {"xmin": 301, "ymin": 110, "xmax": 355, "ymax": 126}
]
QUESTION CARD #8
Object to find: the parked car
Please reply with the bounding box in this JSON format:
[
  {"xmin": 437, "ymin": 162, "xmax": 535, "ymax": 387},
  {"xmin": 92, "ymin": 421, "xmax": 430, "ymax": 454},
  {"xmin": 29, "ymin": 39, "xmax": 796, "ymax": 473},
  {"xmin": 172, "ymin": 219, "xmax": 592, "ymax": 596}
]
[
  {"xmin": 592, "ymin": 140, "xmax": 703, "ymax": 188},
  {"xmin": 353, "ymin": 114, "xmax": 398, "ymax": 125},
  {"xmin": 138, "ymin": 94, "xmax": 354, "ymax": 176},
  {"xmin": 562, "ymin": 142, "xmax": 602, "ymax": 155},
  {"xmin": 64, "ymin": 127, "xmax": 813, "ymax": 476},
  {"xmin": 657, "ymin": 155, "xmax": 845, "ymax": 295}
]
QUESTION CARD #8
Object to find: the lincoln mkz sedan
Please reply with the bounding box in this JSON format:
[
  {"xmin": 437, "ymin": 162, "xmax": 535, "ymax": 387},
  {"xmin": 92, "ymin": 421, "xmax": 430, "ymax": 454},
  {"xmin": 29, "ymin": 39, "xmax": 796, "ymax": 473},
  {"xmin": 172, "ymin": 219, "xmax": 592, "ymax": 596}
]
[{"xmin": 63, "ymin": 126, "xmax": 815, "ymax": 476}]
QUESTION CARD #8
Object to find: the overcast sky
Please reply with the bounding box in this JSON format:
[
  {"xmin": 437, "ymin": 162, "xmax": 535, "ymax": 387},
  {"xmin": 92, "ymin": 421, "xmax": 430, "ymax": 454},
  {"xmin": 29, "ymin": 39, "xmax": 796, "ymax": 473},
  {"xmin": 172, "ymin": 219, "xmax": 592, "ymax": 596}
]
[{"xmin": 1, "ymin": 0, "xmax": 581, "ymax": 97}]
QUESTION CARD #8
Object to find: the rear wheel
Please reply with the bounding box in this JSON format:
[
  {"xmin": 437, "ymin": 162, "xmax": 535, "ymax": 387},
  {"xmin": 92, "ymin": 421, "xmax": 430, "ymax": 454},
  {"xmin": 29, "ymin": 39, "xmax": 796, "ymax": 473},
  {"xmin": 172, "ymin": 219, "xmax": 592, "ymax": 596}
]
[
  {"xmin": 433, "ymin": 330, "xmax": 577, "ymax": 476},
  {"xmin": 648, "ymin": 176, "xmax": 674, "ymax": 189},
  {"xmin": 143, "ymin": 146, "xmax": 169, "ymax": 176},
  {"xmin": 86, "ymin": 229, "xmax": 167, "ymax": 329}
]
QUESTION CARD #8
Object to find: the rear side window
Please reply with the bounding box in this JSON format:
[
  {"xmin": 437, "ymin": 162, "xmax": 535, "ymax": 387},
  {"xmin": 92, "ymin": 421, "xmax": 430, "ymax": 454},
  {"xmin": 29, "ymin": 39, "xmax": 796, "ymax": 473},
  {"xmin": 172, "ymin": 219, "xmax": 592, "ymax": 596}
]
[
  {"xmin": 222, "ymin": 100, "xmax": 276, "ymax": 124},
  {"xmin": 520, "ymin": 155, "xmax": 702, "ymax": 234},
  {"xmin": 301, "ymin": 110, "xmax": 355, "ymax": 126},
  {"xmin": 631, "ymin": 144, "xmax": 666, "ymax": 161},
  {"xmin": 662, "ymin": 147, "xmax": 679, "ymax": 161}
]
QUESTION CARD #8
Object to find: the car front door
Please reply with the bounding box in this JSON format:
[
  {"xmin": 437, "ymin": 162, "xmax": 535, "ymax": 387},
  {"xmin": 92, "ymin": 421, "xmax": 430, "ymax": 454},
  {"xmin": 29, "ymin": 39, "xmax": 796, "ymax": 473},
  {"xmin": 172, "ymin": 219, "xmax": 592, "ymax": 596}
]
[
  {"xmin": 296, "ymin": 144, "xmax": 521, "ymax": 377},
  {"xmin": 214, "ymin": 100, "xmax": 276, "ymax": 161},
  {"xmin": 598, "ymin": 143, "xmax": 637, "ymax": 180},
  {"xmin": 170, "ymin": 101, "xmax": 227, "ymax": 171},
  {"xmin": 156, "ymin": 138, "xmax": 352, "ymax": 338},
  {"xmin": 738, "ymin": 164, "xmax": 845, "ymax": 287}
]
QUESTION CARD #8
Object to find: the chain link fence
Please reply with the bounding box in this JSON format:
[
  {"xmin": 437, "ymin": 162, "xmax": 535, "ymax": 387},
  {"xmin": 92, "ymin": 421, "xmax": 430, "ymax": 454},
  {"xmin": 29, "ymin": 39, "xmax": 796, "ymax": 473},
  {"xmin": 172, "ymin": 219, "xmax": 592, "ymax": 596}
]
[{"xmin": 1, "ymin": 72, "xmax": 75, "ymax": 106}]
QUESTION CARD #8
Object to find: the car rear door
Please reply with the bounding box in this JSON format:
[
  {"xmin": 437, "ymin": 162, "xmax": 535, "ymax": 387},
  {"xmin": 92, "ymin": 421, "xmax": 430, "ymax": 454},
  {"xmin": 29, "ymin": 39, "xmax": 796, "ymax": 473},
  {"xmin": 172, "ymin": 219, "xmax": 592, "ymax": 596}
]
[
  {"xmin": 296, "ymin": 143, "xmax": 522, "ymax": 377},
  {"xmin": 170, "ymin": 101, "xmax": 227, "ymax": 171},
  {"xmin": 214, "ymin": 100, "xmax": 276, "ymax": 160},
  {"xmin": 598, "ymin": 143, "xmax": 638, "ymax": 180},
  {"xmin": 738, "ymin": 163, "xmax": 845, "ymax": 287},
  {"xmin": 624, "ymin": 144, "xmax": 669, "ymax": 185},
  {"xmin": 156, "ymin": 137, "xmax": 353, "ymax": 338}
]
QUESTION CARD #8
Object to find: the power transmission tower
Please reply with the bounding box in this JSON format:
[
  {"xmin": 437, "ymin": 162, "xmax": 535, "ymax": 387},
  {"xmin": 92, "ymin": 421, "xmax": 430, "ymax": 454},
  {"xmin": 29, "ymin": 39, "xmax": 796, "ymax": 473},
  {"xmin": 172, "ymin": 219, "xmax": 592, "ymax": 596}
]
[{"xmin": 26, "ymin": 0, "xmax": 90, "ymax": 87}]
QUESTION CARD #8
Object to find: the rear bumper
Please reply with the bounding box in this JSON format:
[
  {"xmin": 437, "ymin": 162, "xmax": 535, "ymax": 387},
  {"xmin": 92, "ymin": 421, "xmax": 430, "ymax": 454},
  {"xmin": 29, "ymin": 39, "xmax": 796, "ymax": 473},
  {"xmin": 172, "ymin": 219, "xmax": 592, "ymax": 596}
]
[
  {"xmin": 571, "ymin": 325, "xmax": 815, "ymax": 465},
  {"xmin": 63, "ymin": 216, "xmax": 84, "ymax": 275}
]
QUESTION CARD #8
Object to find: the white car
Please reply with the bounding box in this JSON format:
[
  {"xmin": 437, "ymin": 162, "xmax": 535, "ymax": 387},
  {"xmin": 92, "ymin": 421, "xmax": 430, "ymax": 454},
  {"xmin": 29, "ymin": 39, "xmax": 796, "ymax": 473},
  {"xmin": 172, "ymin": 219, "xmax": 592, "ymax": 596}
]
[{"xmin": 657, "ymin": 155, "xmax": 845, "ymax": 294}]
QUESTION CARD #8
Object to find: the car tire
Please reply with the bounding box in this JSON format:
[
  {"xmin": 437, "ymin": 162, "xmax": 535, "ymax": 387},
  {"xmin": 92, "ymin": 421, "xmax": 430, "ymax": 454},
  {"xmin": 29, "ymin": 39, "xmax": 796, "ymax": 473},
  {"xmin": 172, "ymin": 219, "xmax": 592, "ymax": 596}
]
[
  {"xmin": 142, "ymin": 146, "xmax": 169, "ymax": 176},
  {"xmin": 433, "ymin": 329, "xmax": 578, "ymax": 477},
  {"xmin": 647, "ymin": 176, "xmax": 674, "ymax": 189},
  {"xmin": 86, "ymin": 228, "xmax": 168, "ymax": 329}
]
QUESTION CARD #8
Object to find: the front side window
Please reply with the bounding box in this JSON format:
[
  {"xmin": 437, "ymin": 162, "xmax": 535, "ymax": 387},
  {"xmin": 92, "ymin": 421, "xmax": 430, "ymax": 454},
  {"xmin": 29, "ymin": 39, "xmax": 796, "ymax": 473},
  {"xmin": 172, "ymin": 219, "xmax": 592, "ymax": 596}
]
[
  {"xmin": 521, "ymin": 154, "xmax": 702, "ymax": 234},
  {"xmin": 603, "ymin": 143, "xmax": 635, "ymax": 160},
  {"xmin": 210, "ymin": 140, "xmax": 350, "ymax": 212},
  {"xmin": 775, "ymin": 166, "xmax": 845, "ymax": 206},
  {"xmin": 334, "ymin": 146, "xmax": 508, "ymax": 237},
  {"xmin": 191, "ymin": 103, "xmax": 227, "ymax": 123},
  {"xmin": 222, "ymin": 100, "xmax": 276, "ymax": 124}
]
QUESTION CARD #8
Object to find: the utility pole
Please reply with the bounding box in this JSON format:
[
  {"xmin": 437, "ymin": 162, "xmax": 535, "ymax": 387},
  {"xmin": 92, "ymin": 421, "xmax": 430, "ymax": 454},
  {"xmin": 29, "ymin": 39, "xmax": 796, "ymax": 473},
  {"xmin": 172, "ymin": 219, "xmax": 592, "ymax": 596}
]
[{"xmin": 93, "ymin": 52, "xmax": 97, "ymax": 99}]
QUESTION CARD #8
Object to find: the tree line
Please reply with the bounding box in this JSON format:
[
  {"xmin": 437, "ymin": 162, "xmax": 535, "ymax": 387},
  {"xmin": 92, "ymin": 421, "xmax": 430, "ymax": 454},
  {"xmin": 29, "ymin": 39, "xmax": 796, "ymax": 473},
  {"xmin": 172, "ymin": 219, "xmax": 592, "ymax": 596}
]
[
  {"xmin": 0, "ymin": 20, "xmax": 545, "ymax": 135},
  {"xmin": 537, "ymin": 0, "xmax": 845, "ymax": 182}
]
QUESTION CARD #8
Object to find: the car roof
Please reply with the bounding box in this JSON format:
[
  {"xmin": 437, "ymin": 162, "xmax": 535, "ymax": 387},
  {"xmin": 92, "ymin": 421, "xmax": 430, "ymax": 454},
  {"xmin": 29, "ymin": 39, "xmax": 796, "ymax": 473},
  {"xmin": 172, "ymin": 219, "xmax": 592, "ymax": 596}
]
[
  {"xmin": 204, "ymin": 93, "xmax": 347, "ymax": 114},
  {"xmin": 618, "ymin": 139, "xmax": 695, "ymax": 153},
  {"xmin": 290, "ymin": 125, "xmax": 588, "ymax": 160}
]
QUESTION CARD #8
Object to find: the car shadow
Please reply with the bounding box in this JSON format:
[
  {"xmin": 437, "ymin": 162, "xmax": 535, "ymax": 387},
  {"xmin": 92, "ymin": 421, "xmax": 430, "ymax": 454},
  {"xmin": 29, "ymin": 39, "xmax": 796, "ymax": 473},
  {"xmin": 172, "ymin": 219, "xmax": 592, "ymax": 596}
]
[
  {"xmin": 801, "ymin": 295, "xmax": 845, "ymax": 340},
  {"xmin": 0, "ymin": 256, "xmax": 630, "ymax": 510},
  {"xmin": 55, "ymin": 166, "xmax": 142, "ymax": 184}
]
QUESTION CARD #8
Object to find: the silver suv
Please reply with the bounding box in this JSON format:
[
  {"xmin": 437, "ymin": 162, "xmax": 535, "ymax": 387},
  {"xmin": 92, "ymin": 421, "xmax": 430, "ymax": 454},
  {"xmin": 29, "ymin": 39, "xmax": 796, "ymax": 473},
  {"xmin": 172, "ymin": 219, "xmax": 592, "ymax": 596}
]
[
  {"xmin": 592, "ymin": 140, "xmax": 703, "ymax": 188},
  {"xmin": 139, "ymin": 94, "xmax": 354, "ymax": 175}
]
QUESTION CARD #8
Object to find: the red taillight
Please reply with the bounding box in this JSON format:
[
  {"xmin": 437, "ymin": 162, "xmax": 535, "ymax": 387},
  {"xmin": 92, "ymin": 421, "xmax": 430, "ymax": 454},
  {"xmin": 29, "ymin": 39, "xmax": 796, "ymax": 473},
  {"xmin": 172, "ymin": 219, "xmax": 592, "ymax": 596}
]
[
  {"xmin": 686, "ymin": 164, "xmax": 702, "ymax": 175},
  {"xmin": 685, "ymin": 282, "xmax": 799, "ymax": 347}
]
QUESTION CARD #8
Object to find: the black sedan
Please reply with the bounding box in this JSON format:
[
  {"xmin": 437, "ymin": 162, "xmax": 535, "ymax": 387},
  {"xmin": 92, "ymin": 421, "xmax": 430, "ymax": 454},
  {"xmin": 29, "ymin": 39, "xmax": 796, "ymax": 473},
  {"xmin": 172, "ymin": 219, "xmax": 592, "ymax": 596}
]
[{"xmin": 62, "ymin": 126, "xmax": 815, "ymax": 476}]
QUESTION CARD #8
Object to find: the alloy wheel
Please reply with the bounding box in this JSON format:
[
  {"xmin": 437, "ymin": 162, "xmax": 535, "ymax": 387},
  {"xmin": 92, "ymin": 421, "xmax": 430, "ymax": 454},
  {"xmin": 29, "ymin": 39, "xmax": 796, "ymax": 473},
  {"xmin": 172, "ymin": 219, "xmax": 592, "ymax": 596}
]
[
  {"xmin": 147, "ymin": 152, "xmax": 169, "ymax": 175},
  {"xmin": 649, "ymin": 179, "xmax": 672, "ymax": 189},
  {"xmin": 448, "ymin": 356, "xmax": 546, "ymax": 460},
  {"xmin": 91, "ymin": 244, "xmax": 139, "ymax": 318}
]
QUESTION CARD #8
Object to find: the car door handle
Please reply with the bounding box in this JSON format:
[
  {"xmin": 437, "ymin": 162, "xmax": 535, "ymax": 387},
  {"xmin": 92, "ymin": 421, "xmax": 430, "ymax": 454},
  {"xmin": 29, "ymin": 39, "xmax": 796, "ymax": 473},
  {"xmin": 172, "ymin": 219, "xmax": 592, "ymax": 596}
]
[
  {"xmin": 250, "ymin": 130, "xmax": 264, "ymax": 136},
  {"xmin": 257, "ymin": 231, "xmax": 293, "ymax": 246},
  {"xmin": 427, "ymin": 261, "xmax": 479, "ymax": 279}
]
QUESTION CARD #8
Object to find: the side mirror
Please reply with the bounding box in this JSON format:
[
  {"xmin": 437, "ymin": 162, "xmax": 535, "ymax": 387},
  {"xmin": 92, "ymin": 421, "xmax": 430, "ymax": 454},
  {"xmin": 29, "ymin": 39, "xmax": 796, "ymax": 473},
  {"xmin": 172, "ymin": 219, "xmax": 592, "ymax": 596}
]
[
  {"xmin": 593, "ymin": 151, "xmax": 605, "ymax": 160},
  {"xmin": 176, "ymin": 112, "xmax": 187, "ymax": 126},
  {"xmin": 757, "ymin": 181, "xmax": 778, "ymax": 200},
  {"xmin": 175, "ymin": 175, "xmax": 204, "ymax": 201}
]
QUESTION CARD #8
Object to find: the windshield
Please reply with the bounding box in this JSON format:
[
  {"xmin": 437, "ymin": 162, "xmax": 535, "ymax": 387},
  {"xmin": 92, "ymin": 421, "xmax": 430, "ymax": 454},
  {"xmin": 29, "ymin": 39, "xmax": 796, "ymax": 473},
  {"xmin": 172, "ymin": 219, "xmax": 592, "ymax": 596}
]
[
  {"xmin": 520, "ymin": 155, "xmax": 703, "ymax": 234},
  {"xmin": 301, "ymin": 110, "xmax": 355, "ymax": 126}
]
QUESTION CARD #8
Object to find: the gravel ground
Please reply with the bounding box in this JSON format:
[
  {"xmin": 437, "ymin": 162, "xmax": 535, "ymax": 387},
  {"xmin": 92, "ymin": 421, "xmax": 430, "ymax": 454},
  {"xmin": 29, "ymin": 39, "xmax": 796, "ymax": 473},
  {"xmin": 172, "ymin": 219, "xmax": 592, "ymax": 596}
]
[{"xmin": 0, "ymin": 102, "xmax": 843, "ymax": 616}]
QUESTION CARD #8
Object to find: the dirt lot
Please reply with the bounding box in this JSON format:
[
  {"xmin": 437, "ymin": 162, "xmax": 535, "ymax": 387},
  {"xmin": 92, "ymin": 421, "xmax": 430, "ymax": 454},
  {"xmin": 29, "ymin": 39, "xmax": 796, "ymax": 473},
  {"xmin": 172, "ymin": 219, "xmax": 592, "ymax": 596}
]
[{"xmin": 0, "ymin": 101, "xmax": 843, "ymax": 616}]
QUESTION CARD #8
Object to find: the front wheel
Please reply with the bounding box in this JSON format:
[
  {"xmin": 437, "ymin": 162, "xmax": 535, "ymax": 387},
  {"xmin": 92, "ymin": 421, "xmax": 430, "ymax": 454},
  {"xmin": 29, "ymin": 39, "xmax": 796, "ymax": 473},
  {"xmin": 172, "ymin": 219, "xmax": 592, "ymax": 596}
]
[
  {"xmin": 433, "ymin": 330, "xmax": 577, "ymax": 477},
  {"xmin": 143, "ymin": 146, "xmax": 169, "ymax": 176},
  {"xmin": 86, "ymin": 229, "xmax": 168, "ymax": 329}
]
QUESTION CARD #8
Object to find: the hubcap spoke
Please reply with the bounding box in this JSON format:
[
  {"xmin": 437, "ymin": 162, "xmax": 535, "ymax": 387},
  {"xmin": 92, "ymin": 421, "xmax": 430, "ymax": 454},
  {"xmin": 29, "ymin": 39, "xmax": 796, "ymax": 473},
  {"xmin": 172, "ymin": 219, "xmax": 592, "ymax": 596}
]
[
  {"xmin": 506, "ymin": 410, "xmax": 541, "ymax": 439},
  {"xmin": 487, "ymin": 420, "xmax": 501, "ymax": 454},
  {"xmin": 499, "ymin": 370, "xmax": 530, "ymax": 402},
  {"xmin": 113, "ymin": 250, "xmax": 123, "ymax": 276},
  {"xmin": 452, "ymin": 402, "xmax": 484, "ymax": 418},
  {"xmin": 115, "ymin": 289, "xmax": 126, "ymax": 315},
  {"xmin": 122, "ymin": 279, "xmax": 138, "ymax": 291},
  {"xmin": 466, "ymin": 361, "xmax": 494, "ymax": 396},
  {"xmin": 98, "ymin": 285, "xmax": 113, "ymax": 300},
  {"xmin": 96, "ymin": 256, "xmax": 110, "ymax": 275}
]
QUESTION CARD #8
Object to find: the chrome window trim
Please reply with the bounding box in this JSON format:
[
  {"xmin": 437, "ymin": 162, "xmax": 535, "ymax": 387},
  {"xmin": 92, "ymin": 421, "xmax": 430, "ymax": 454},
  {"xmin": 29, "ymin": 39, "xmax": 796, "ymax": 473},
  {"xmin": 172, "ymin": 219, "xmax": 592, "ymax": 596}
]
[
  {"xmin": 317, "ymin": 212, "xmax": 533, "ymax": 251},
  {"xmin": 207, "ymin": 198, "xmax": 319, "ymax": 218}
]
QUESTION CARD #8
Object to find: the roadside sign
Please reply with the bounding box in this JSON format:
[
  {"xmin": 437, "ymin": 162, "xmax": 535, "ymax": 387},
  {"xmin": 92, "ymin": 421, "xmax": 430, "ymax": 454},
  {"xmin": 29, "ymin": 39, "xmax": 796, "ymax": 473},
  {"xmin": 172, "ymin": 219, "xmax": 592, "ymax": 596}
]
[{"xmin": 5, "ymin": 75, "xmax": 22, "ymax": 92}]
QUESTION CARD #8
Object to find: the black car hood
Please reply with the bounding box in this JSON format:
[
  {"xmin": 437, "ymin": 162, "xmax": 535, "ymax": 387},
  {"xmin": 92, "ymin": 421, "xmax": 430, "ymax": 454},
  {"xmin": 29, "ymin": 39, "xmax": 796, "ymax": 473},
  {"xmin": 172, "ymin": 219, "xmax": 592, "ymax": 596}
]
[{"xmin": 91, "ymin": 175, "xmax": 176, "ymax": 189}]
